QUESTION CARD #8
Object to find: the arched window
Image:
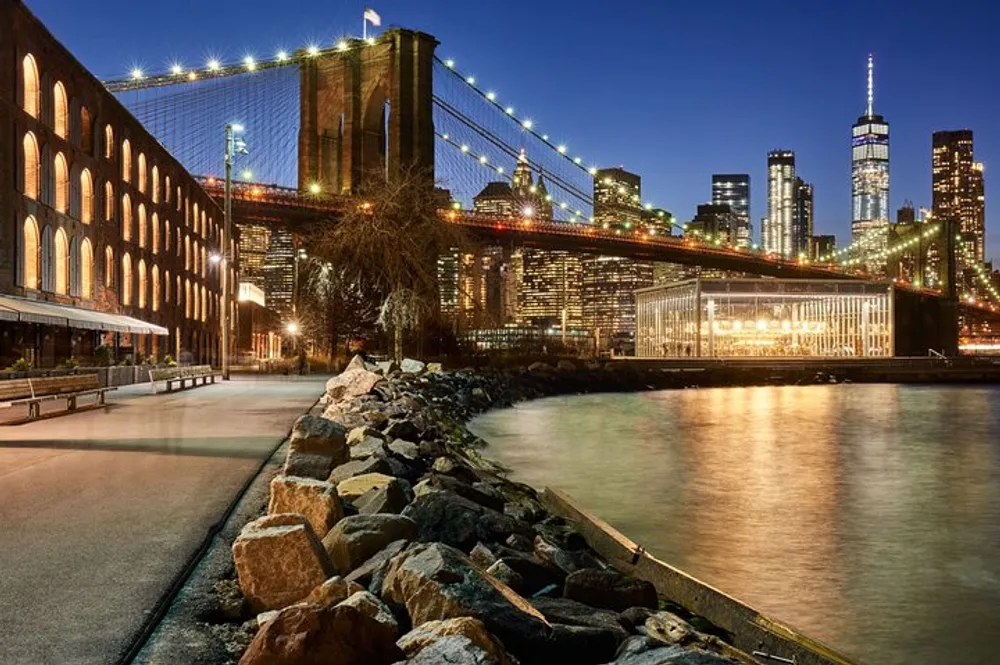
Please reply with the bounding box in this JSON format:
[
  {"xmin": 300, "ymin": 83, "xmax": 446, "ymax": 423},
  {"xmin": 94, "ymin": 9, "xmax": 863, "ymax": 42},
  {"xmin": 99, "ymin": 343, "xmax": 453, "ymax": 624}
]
[
  {"xmin": 22, "ymin": 216, "xmax": 40, "ymax": 289},
  {"xmin": 164, "ymin": 269, "xmax": 171, "ymax": 304},
  {"xmin": 80, "ymin": 169, "xmax": 93, "ymax": 224},
  {"xmin": 192, "ymin": 240, "xmax": 199, "ymax": 275},
  {"xmin": 201, "ymin": 245, "xmax": 207, "ymax": 276},
  {"xmin": 104, "ymin": 245, "xmax": 114, "ymax": 288},
  {"xmin": 176, "ymin": 275, "xmax": 182, "ymax": 310},
  {"xmin": 54, "ymin": 152, "xmax": 68, "ymax": 213},
  {"xmin": 22, "ymin": 55, "xmax": 40, "ymax": 118},
  {"xmin": 80, "ymin": 106, "xmax": 93, "ymax": 152},
  {"xmin": 185, "ymin": 236, "xmax": 191, "ymax": 271},
  {"xmin": 185, "ymin": 279, "xmax": 192, "ymax": 319},
  {"xmin": 122, "ymin": 193, "xmax": 132, "ymax": 241},
  {"xmin": 151, "ymin": 165, "xmax": 159, "ymax": 203},
  {"xmin": 104, "ymin": 181, "xmax": 114, "ymax": 221},
  {"xmin": 80, "ymin": 239, "xmax": 93, "ymax": 299},
  {"xmin": 22, "ymin": 132, "xmax": 40, "ymax": 199},
  {"xmin": 104, "ymin": 125, "xmax": 114, "ymax": 159},
  {"xmin": 138, "ymin": 153, "xmax": 147, "ymax": 193},
  {"xmin": 53, "ymin": 82, "xmax": 68, "ymax": 138},
  {"xmin": 138, "ymin": 204, "xmax": 147, "ymax": 248},
  {"xmin": 192, "ymin": 202, "xmax": 198, "ymax": 229},
  {"xmin": 138, "ymin": 259, "xmax": 147, "ymax": 309},
  {"xmin": 201, "ymin": 210, "xmax": 207, "ymax": 237},
  {"xmin": 176, "ymin": 186, "xmax": 182, "ymax": 211},
  {"xmin": 152, "ymin": 265, "xmax": 160, "ymax": 312},
  {"xmin": 165, "ymin": 219, "xmax": 171, "ymax": 251},
  {"xmin": 69, "ymin": 236, "xmax": 80, "ymax": 297},
  {"xmin": 192, "ymin": 283, "xmax": 199, "ymax": 321},
  {"xmin": 121, "ymin": 139, "xmax": 131, "ymax": 182},
  {"xmin": 121, "ymin": 253, "xmax": 133, "ymax": 305},
  {"xmin": 54, "ymin": 228, "xmax": 69, "ymax": 295},
  {"xmin": 165, "ymin": 175, "xmax": 171, "ymax": 203},
  {"xmin": 41, "ymin": 226, "xmax": 54, "ymax": 292},
  {"xmin": 152, "ymin": 213, "xmax": 160, "ymax": 254},
  {"xmin": 201, "ymin": 285, "xmax": 208, "ymax": 322}
]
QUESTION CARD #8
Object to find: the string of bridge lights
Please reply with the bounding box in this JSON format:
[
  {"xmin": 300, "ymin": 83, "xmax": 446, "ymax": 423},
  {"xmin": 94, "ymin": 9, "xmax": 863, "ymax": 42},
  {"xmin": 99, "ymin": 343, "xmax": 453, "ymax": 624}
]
[
  {"xmin": 817, "ymin": 226, "xmax": 895, "ymax": 263},
  {"xmin": 839, "ymin": 224, "xmax": 941, "ymax": 268},
  {"xmin": 957, "ymin": 240, "xmax": 1000, "ymax": 308}
]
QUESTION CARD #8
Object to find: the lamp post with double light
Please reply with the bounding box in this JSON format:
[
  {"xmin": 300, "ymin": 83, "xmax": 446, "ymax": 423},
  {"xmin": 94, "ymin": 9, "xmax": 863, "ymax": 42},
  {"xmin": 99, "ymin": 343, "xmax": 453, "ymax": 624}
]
[{"xmin": 221, "ymin": 123, "xmax": 248, "ymax": 380}]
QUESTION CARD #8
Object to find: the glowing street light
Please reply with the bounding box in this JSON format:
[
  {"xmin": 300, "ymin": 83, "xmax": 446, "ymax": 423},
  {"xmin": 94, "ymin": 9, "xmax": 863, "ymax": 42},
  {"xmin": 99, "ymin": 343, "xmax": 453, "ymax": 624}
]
[
  {"xmin": 287, "ymin": 322, "xmax": 299, "ymax": 334},
  {"xmin": 308, "ymin": 182, "xmax": 322, "ymax": 194},
  {"xmin": 130, "ymin": 68, "xmax": 144, "ymax": 80},
  {"xmin": 306, "ymin": 44, "xmax": 320, "ymax": 56},
  {"xmin": 243, "ymin": 56, "xmax": 257, "ymax": 71},
  {"xmin": 207, "ymin": 59, "xmax": 221, "ymax": 71},
  {"xmin": 170, "ymin": 63, "xmax": 183, "ymax": 76},
  {"xmin": 276, "ymin": 50, "xmax": 289, "ymax": 61}
]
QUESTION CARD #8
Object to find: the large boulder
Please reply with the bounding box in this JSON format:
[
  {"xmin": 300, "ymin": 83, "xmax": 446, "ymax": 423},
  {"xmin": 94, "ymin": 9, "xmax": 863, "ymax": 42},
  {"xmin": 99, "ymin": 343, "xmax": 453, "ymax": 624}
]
[
  {"xmin": 381, "ymin": 542, "xmax": 551, "ymax": 660},
  {"xmin": 283, "ymin": 415, "xmax": 349, "ymax": 480},
  {"xmin": 336, "ymin": 473, "xmax": 396, "ymax": 502},
  {"xmin": 238, "ymin": 602, "xmax": 403, "ymax": 665},
  {"xmin": 402, "ymin": 491, "xmax": 533, "ymax": 552},
  {"xmin": 534, "ymin": 536, "xmax": 601, "ymax": 576},
  {"xmin": 322, "ymin": 514, "xmax": 418, "ymax": 574},
  {"xmin": 303, "ymin": 576, "xmax": 364, "ymax": 607},
  {"xmin": 605, "ymin": 636, "xmax": 733, "ymax": 665},
  {"xmin": 232, "ymin": 514, "xmax": 334, "ymax": 612},
  {"xmin": 344, "ymin": 354, "xmax": 367, "ymax": 372},
  {"xmin": 564, "ymin": 568, "xmax": 658, "ymax": 612},
  {"xmin": 326, "ymin": 368, "xmax": 382, "ymax": 401},
  {"xmin": 642, "ymin": 611, "xmax": 697, "ymax": 647},
  {"xmin": 339, "ymin": 590, "xmax": 398, "ymax": 636},
  {"xmin": 485, "ymin": 560, "xmax": 524, "ymax": 593},
  {"xmin": 421, "ymin": 474, "xmax": 505, "ymax": 512},
  {"xmin": 400, "ymin": 358, "xmax": 426, "ymax": 374},
  {"xmin": 530, "ymin": 596, "xmax": 629, "ymax": 642},
  {"xmin": 329, "ymin": 457, "xmax": 391, "ymax": 484},
  {"xmin": 268, "ymin": 476, "xmax": 344, "ymax": 536},
  {"xmin": 387, "ymin": 438, "xmax": 420, "ymax": 461},
  {"xmin": 397, "ymin": 617, "xmax": 513, "ymax": 665},
  {"xmin": 344, "ymin": 539, "xmax": 409, "ymax": 588},
  {"xmin": 354, "ymin": 478, "xmax": 410, "ymax": 515}
]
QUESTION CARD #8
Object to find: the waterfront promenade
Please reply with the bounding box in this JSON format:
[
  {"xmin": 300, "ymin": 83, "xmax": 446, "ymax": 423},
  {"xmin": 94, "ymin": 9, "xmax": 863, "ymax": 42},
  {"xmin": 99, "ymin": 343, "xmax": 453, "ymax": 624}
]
[{"xmin": 0, "ymin": 375, "xmax": 325, "ymax": 665}]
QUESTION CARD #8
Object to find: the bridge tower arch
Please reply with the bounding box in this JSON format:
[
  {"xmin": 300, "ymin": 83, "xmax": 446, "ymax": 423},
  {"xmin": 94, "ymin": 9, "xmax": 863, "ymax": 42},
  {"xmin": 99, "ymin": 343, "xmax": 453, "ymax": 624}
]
[
  {"xmin": 298, "ymin": 29, "xmax": 438, "ymax": 195},
  {"xmin": 887, "ymin": 219, "xmax": 958, "ymax": 298}
]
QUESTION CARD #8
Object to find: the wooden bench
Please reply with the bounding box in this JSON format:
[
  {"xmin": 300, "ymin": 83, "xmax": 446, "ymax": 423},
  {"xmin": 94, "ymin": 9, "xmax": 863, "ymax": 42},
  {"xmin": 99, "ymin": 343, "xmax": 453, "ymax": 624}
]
[
  {"xmin": 0, "ymin": 374, "xmax": 116, "ymax": 420},
  {"xmin": 149, "ymin": 365, "xmax": 220, "ymax": 393}
]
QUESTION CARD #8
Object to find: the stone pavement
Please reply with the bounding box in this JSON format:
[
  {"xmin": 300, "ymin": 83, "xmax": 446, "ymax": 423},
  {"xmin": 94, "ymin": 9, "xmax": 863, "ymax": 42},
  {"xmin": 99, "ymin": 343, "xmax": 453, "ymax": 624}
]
[{"xmin": 0, "ymin": 374, "xmax": 326, "ymax": 665}]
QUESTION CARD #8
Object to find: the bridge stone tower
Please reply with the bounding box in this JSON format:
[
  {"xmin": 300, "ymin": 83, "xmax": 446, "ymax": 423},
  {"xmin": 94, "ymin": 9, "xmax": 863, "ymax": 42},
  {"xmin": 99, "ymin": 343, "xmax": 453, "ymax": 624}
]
[
  {"xmin": 886, "ymin": 219, "xmax": 958, "ymax": 298},
  {"xmin": 298, "ymin": 30, "xmax": 438, "ymax": 194}
]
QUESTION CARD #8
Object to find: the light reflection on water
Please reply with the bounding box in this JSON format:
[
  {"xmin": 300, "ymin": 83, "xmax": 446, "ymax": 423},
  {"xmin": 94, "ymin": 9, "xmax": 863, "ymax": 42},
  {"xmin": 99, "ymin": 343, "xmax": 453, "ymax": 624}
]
[{"xmin": 469, "ymin": 384, "xmax": 1000, "ymax": 665}]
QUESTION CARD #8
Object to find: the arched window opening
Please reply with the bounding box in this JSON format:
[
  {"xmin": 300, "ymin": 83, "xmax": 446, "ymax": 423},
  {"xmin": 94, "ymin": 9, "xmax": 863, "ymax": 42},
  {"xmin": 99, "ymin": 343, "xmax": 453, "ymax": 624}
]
[
  {"xmin": 185, "ymin": 236, "xmax": 191, "ymax": 271},
  {"xmin": 22, "ymin": 132, "xmax": 40, "ymax": 200},
  {"xmin": 165, "ymin": 219, "xmax": 171, "ymax": 251},
  {"xmin": 54, "ymin": 228, "xmax": 69, "ymax": 295},
  {"xmin": 121, "ymin": 139, "xmax": 131, "ymax": 182},
  {"xmin": 69, "ymin": 236, "xmax": 81, "ymax": 297},
  {"xmin": 201, "ymin": 210, "xmax": 207, "ymax": 237},
  {"xmin": 185, "ymin": 279, "xmax": 192, "ymax": 319},
  {"xmin": 104, "ymin": 245, "xmax": 114, "ymax": 288},
  {"xmin": 192, "ymin": 202, "xmax": 199, "ymax": 230},
  {"xmin": 152, "ymin": 213, "xmax": 160, "ymax": 254},
  {"xmin": 201, "ymin": 246, "xmax": 207, "ymax": 276},
  {"xmin": 104, "ymin": 125, "xmax": 114, "ymax": 159},
  {"xmin": 122, "ymin": 253, "xmax": 133, "ymax": 305},
  {"xmin": 81, "ymin": 239, "xmax": 94, "ymax": 299},
  {"xmin": 138, "ymin": 153, "xmax": 147, "ymax": 193},
  {"xmin": 80, "ymin": 169, "xmax": 93, "ymax": 224},
  {"xmin": 53, "ymin": 82, "xmax": 68, "ymax": 138},
  {"xmin": 193, "ymin": 284, "xmax": 200, "ymax": 321},
  {"xmin": 192, "ymin": 240, "xmax": 199, "ymax": 275},
  {"xmin": 201, "ymin": 285, "xmax": 208, "ymax": 322},
  {"xmin": 80, "ymin": 106, "xmax": 93, "ymax": 152},
  {"xmin": 122, "ymin": 193, "xmax": 132, "ymax": 241},
  {"xmin": 104, "ymin": 181, "xmax": 114, "ymax": 221},
  {"xmin": 54, "ymin": 152, "xmax": 68, "ymax": 213},
  {"xmin": 151, "ymin": 165, "xmax": 159, "ymax": 202},
  {"xmin": 165, "ymin": 176, "xmax": 171, "ymax": 203},
  {"xmin": 41, "ymin": 226, "xmax": 54, "ymax": 292},
  {"xmin": 22, "ymin": 216, "xmax": 40, "ymax": 289},
  {"xmin": 138, "ymin": 259, "xmax": 147, "ymax": 309},
  {"xmin": 165, "ymin": 270, "xmax": 171, "ymax": 304},
  {"xmin": 176, "ymin": 186, "xmax": 182, "ymax": 211},
  {"xmin": 22, "ymin": 55, "xmax": 40, "ymax": 118},
  {"xmin": 152, "ymin": 266, "xmax": 160, "ymax": 312},
  {"xmin": 138, "ymin": 204, "xmax": 147, "ymax": 248}
]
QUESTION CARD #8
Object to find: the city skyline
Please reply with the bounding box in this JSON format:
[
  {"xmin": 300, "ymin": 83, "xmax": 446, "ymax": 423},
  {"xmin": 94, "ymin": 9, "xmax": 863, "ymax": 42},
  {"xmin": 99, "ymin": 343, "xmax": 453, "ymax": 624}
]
[{"xmin": 23, "ymin": 0, "xmax": 1000, "ymax": 260}]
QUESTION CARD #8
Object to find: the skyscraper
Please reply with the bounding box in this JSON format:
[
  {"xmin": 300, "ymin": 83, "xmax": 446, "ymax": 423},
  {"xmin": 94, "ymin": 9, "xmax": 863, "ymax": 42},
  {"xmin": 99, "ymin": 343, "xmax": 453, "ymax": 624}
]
[
  {"xmin": 711, "ymin": 174, "xmax": 751, "ymax": 247},
  {"xmin": 764, "ymin": 150, "xmax": 796, "ymax": 256},
  {"xmin": 932, "ymin": 130, "xmax": 986, "ymax": 284},
  {"xmin": 582, "ymin": 167, "xmax": 653, "ymax": 345},
  {"xmin": 261, "ymin": 227, "xmax": 296, "ymax": 319},
  {"xmin": 794, "ymin": 178, "xmax": 814, "ymax": 256},
  {"xmin": 851, "ymin": 55, "xmax": 890, "ymax": 256}
]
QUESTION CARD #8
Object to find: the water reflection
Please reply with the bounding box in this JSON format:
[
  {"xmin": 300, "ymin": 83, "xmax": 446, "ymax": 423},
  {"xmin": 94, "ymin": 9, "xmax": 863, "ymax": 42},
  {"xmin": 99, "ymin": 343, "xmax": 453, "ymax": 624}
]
[{"xmin": 469, "ymin": 384, "xmax": 1000, "ymax": 665}]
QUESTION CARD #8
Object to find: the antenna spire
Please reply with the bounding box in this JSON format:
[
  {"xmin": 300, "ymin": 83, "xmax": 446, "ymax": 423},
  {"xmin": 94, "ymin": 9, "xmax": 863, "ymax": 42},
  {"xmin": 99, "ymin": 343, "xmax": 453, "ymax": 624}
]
[{"xmin": 866, "ymin": 53, "xmax": 874, "ymax": 117}]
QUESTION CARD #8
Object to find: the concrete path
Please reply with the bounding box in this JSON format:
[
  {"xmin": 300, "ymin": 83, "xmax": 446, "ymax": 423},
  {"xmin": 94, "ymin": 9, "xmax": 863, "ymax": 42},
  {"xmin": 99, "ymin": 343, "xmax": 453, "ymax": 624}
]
[{"xmin": 0, "ymin": 375, "xmax": 326, "ymax": 665}]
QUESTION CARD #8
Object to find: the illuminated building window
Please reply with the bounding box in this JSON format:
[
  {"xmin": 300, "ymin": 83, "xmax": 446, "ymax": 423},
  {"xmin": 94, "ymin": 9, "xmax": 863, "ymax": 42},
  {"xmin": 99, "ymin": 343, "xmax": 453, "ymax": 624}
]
[
  {"xmin": 22, "ymin": 132, "xmax": 40, "ymax": 199},
  {"xmin": 121, "ymin": 253, "xmax": 133, "ymax": 305},
  {"xmin": 80, "ymin": 169, "xmax": 93, "ymax": 224},
  {"xmin": 122, "ymin": 139, "xmax": 131, "ymax": 182},
  {"xmin": 54, "ymin": 152, "xmax": 68, "ymax": 213},
  {"xmin": 53, "ymin": 82, "xmax": 68, "ymax": 138},
  {"xmin": 22, "ymin": 216, "xmax": 40, "ymax": 289},
  {"xmin": 22, "ymin": 55, "xmax": 40, "ymax": 117}
]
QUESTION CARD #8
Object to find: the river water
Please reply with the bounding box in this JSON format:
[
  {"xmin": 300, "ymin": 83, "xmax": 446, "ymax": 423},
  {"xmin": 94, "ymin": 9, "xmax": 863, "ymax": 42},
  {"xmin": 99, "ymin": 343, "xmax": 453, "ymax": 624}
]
[{"xmin": 469, "ymin": 384, "xmax": 1000, "ymax": 665}]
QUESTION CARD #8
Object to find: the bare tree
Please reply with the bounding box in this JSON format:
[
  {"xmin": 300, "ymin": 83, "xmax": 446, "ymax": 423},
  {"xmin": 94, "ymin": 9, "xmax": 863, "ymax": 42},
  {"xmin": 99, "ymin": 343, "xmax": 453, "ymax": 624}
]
[
  {"xmin": 299, "ymin": 260, "xmax": 380, "ymax": 370},
  {"xmin": 306, "ymin": 165, "xmax": 471, "ymax": 362}
]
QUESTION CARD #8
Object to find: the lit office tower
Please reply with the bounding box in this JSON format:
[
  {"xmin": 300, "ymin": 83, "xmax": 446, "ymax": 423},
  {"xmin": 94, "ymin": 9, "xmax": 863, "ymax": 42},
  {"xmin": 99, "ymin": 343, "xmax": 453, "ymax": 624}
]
[
  {"xmin": 764, "ymin": 150, "xmax": 796, "ymax": 256},
  {"xmin": 851, "ymin": 55, "xmax": 890, "ymax": 258},
  {"xmin": 711, "ymin": 174, "xmax": 751, "ymax": 247},
  {"xmin": 261, "ymin": 227, "xmax": 296, "ymax": 319},
  {"xmin": 794, "ymin": 178, "xmax": 814, "ymax": 256},
  {"xmin": 582, "ymin": 167, "xmax": 653, "ymax": 345},
  {"xmin": 236, "ymin": 223, "xmax": 271, "ymax": 293},
  {"xmin": 932, "ymin": 130, "xmax": 986, "ymax": 284}
]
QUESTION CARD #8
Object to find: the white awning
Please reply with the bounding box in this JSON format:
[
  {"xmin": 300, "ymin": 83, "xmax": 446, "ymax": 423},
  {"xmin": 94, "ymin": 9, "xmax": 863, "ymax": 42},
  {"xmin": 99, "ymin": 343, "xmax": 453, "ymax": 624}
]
[{"xmin": 0, "ymin": 296, "xmax": 170, "ymax": 335}]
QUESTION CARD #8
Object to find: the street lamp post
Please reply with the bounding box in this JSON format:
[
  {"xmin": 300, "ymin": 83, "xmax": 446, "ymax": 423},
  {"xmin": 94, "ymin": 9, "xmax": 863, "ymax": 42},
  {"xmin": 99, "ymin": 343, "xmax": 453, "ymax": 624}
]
[{"xmin": 221, "ymin": 123, "xmax": 247, "ymax": 380}]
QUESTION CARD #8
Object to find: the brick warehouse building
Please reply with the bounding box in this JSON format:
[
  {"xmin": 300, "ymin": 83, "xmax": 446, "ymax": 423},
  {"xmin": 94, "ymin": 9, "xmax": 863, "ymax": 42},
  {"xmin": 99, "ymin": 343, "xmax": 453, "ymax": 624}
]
[{"xmin": 0, "ymin": 0, "xmax": 235, "ymax": 367}]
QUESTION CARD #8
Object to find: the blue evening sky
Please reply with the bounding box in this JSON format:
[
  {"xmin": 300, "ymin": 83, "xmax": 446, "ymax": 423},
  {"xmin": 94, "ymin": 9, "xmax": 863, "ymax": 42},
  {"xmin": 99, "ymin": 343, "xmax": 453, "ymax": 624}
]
[{"xmin": 25, "ymin": 0, "xmax": 1000, "ymax": 260}]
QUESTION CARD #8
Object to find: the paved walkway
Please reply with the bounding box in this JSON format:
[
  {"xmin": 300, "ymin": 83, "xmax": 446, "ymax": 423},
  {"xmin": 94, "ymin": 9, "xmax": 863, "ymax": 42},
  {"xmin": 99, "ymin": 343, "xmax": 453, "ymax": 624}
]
[{"xmin": 0, "ymin": 375, "xmax": 326, "ymax": 665}]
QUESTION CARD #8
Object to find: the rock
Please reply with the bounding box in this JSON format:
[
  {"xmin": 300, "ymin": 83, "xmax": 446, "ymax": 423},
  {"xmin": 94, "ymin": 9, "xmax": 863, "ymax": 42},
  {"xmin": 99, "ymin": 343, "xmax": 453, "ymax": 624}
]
[
  {"xmin": 397, "ymin": 617, "xmax": 512, "ymax": 664},
  {"xmin": 339, "ymin": 590, "xmax": 398, "ymax": 635},
  {"xmin": 422, "ymin": 474, "xmax": 505, "ymax": 512},
  {"xmin": 304, "ymin": 576, "xmax": 365, "ymax": 607},
  {"xmin": 232, "ymin": 514, "xmax": 334, "ymax": 613},
  {"xmin": 527, "ymin": 362, "xmax": 554, "ymax": 372},
  {"xmin": 530, "ymin": 597, "xmax": 629, "ymax": 642},
  {"xmin": 642, "ymin": 611, "xmax": 696, "ymax": 647},
  {"xmin": 418, "ymin": 439, "xmax": 446, "ymax": 459},
  {"xmin": 349, "ymin": 437, "xmax": 387, "ymax": 461},
  {"xmin": 388, "ymin": 438, "xmax": 420, "ymax": 461},
  {"xmin": 426, "ymin": 362, "xmax": 443, "ymax": 373},
  {"xmin": 344, "ymin": 354, "xmax": 367, "ymax": 372},
  {"xmin": 471, "ymin": 543, "xmax": 561, "ymax": 595},
  {"xmin": 283, "ymin": 451, "xmax": 339, "ymax": 481},
  {"xmin": 381, "ymin": 542, "xmax": 551, "ymax": 659},
  {"xmin": 347, "ymin": 426, "xmax": 388, "ymax": 446},
  {"xmin": 336, "ymin": 473, "xmax": 396, "ymax": 502},
  {"xmin": 505, "ymin": 533, "xmax": 534, "ymax": 552},
  {"xmin": 535, "ymin": 515, "xmax": 589, "ymax": 551},
  {"xmin": 486, "ymin": 560, "xmax": 524, "ymax": 593},
  {"xmin": 325, "ymin": 367, "xmax": 382, "ymax": 401},
  {"xmin": 620, "ymin": 607, "xmax": 655, "ymax": 632},
  {"xmin": 213, "ymin": 578, "xmax": 247, "ymax": 621},
  {"xmin": 412, "ymin": 478, "xmax": 440, "ymax": 498},
  {"xmin": 322, "ymin": 514, "xmax": 418, "ymax": 574},
  {"xmin": 607, "ymin": 635, "xmax": 732, "ymax": 665},
  {"xmin": 402, "ymin": 491, "xmax": 533, "ymax": 552},
  {"xmin": 268, "ymin": 476, "xmax": 344, "ymax": 536},
  {"xmin": 354, "ymin": 478, "xmax": 410, "ymax": 515},
  {"xmin": 290, "ymin": 415, "xmax": 348, "ymax": 459},
  {"xmin": 540, "ymin": 624, "xmax": 620, "ymax": 665},
  {"xmin": 534, "ymin": 536, "xmax": 601, "ymax": 576},
  {"xmin": 376, "ymin": 361, "xmax": 400, "ymax": 374},
  {"xmin": 345, "ymin": 539, "xmax": 409, "ymax": 588},
  {"xmin": 238, "ymin": 602, "xmax": 403, "ymax": 665},
  {"xmin": 400, "ymin": 358, "xmax": 426, "ymax": 374},
  {"xmin": 557, "ymin": 359, "xmax": 577, "ymax": 371},
  {"xmin": 469, "ymin": 542, "xmax": 498, "ymax": 568},
  {"xmin": 384, "ymin": 418, "xmax": 420, "ymax": 441},
  {"xmin": 564, "ymin": 568, "xmax": 658, "ymax": 612},
  {"xmin": 329, "ymin": 457, "xmax": 391, "ymax": 484},
  {"xmin": 432, "ymin": 456, "xmax": 459, "ymax": 474},
  {"xmin": 405, "ymin": 635, "xmax": 504, "ymax": 665}
]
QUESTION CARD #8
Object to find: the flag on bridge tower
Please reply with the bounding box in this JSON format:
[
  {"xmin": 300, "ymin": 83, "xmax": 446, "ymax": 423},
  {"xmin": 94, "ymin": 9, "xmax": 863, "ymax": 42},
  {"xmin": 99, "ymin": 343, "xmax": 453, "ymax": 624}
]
[{"xmin": 363, "ymin": 7, "xmax": 381, "ymax": 39}]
